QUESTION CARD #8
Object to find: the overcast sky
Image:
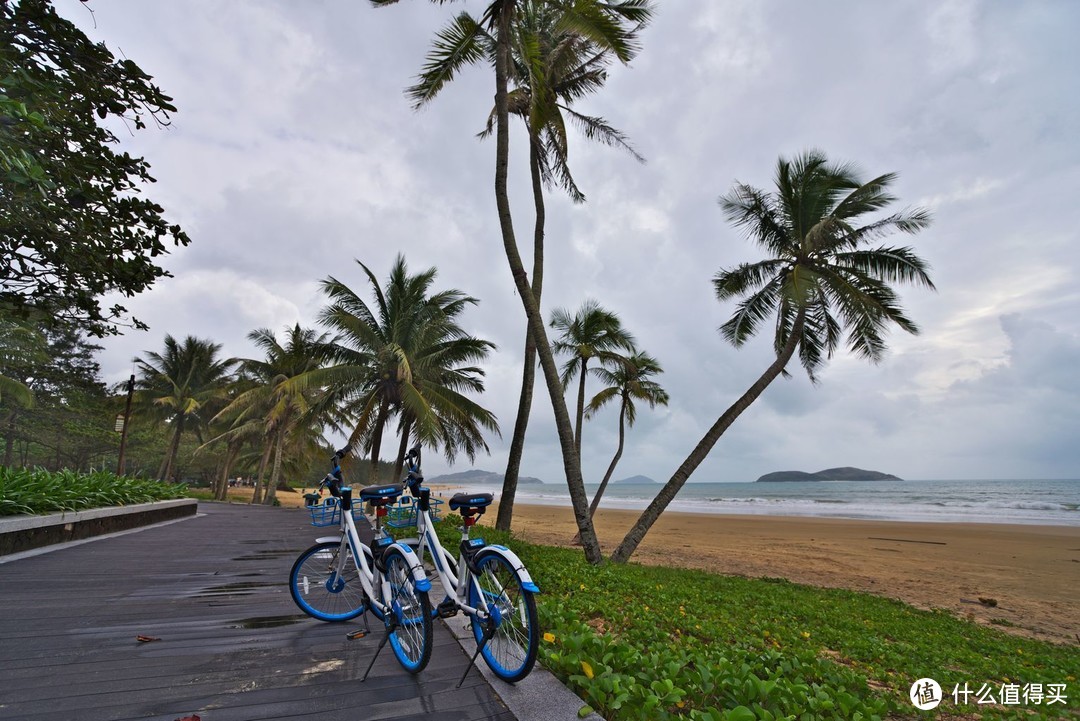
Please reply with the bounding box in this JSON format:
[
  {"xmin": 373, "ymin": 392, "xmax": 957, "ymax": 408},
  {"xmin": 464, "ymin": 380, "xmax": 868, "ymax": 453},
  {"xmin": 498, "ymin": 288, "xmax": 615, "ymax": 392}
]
[{"xmin": 56, "ymin": 0, "xmax": 1080, "ymax": 484}]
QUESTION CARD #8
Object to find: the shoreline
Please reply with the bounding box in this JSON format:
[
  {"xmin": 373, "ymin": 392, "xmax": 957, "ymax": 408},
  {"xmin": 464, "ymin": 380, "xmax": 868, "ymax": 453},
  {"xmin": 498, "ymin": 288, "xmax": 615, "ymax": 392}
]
[
  {"xmin": 491, "ymin": 500, "xmax": 1080, "ymax": 646},
  {"xmin": 263, "ymin": 487, "xmax": 1080, "ymax": 644}
]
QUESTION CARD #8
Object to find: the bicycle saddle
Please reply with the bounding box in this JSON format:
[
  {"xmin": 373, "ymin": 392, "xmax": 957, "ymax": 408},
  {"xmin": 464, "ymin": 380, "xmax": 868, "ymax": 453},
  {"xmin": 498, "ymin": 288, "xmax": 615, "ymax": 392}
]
[{"xmin": 448, "ymin": 492, "xmax": 494, "ymax": 512}]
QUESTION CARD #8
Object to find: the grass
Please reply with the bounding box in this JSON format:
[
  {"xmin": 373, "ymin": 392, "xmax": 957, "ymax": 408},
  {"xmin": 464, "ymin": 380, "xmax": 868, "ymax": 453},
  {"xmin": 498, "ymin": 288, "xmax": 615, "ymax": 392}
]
[
  {"xmin": 426, "ymin": 515, "xmax": 1079, "ymax": 721},
  {"xmin": 0, "ymin": 466, "xmax": 188, "ymax": 516}
]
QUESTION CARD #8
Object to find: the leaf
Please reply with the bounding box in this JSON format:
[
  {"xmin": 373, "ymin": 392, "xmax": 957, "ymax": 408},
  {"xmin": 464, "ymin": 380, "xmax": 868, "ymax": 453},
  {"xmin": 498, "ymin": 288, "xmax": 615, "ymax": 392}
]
[
  {"xmin": 580, "ymin": 660, "xmax": 594, "ymax": 679},
  {"xmin": 725, "ymin": 706, "xmax": 757, "ymax": 721},
  {"xmin": 577, "ymin": 705, "xmax": 594, "ymax": 719},
  {"xmin": 136, "ymin": 635, "xmax": 161, "ymax": 643}
]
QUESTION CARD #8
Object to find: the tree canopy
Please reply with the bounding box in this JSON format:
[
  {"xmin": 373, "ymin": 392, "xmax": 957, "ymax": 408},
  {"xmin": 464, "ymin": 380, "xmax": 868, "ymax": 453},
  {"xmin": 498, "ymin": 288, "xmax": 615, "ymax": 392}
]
[{"xmin": 1, "ymin": 0, "xmax": 189, "ymax": 336}]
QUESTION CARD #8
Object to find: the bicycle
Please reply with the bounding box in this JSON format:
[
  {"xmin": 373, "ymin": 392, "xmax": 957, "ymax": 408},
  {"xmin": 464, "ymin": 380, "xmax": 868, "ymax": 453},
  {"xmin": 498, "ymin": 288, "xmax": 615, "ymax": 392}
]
[
  {"xmin": 288, "ymin": 447, "xmax": 434, "ymax": 677},
  {"xmin": 395, "ymin": 446, "xmax": 540, "ymax": 684}
]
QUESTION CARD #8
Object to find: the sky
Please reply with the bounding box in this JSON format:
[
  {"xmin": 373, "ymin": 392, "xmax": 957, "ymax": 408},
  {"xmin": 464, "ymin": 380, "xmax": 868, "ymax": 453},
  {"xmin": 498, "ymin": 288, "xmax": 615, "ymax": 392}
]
[{"xmin": 54, "ymin": 0, "xmax": 1080, "ymax": 484}]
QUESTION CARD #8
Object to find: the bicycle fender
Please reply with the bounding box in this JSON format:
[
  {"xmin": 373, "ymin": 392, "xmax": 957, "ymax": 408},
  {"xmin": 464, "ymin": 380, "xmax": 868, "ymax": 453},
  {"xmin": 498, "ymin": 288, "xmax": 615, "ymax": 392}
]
[
  {"xmin": 315, "ymin": 536, "xmax": 340, "ymax": 544},
  {"xmin": 391, "ymin": 542, "xmax": 432, "ymax": 593},
  {"xmin": 480, "ymin": 545, "xmax": 540, "ymax": 593}
]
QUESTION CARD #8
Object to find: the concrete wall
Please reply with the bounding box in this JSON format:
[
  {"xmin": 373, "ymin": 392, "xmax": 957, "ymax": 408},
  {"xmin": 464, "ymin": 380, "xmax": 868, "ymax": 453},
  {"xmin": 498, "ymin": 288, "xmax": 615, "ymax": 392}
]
[{"xmin": 0, "ymin": 499, "xmax": 198, "ymax": 556}]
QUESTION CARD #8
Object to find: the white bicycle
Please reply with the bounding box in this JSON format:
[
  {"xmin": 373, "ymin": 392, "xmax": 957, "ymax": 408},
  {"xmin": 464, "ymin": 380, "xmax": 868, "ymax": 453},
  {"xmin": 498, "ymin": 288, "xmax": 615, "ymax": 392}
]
[
  {"xmin": 395, "ymin": 446, "xmax": 540, "ymax": 684},
  {"xmin": 288, "ymin": 447, "xmax": 434, "ymax": 677}
]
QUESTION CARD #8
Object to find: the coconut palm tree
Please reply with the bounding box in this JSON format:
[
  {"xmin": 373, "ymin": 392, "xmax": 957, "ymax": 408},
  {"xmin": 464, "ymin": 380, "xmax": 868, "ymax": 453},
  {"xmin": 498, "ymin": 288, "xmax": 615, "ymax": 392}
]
[
  {"xmin": 404, "ymin": 2, "xmax": 646, "ymax": 532},
  {"xmin": 610, "ymin": 150, "xmax": 935, "ymax": 563},
  {"xmin": 134, "ymin": 335, "xmax": 236, "ymax": 482},
  {"xmin": 550, "ymin": 299, "xmax": 635, "ymax": 458},
  {"xmin": 372, "ymin": 0, "xmax": 652, "ymax": 564},
  {"xmin": 305, "ymin": 255, "xmax": 498, "ymax": 482},
  {"xmin": 213, "ymin": 325, "xmax": 332, "ymax": 505},
  {"xmin": 583, "ymin": 350, "xmax": 667, "ymax": 519}
]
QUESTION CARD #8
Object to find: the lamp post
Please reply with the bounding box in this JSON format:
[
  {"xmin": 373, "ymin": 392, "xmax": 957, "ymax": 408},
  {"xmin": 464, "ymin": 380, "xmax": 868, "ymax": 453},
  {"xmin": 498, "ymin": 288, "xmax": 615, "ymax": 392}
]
[{"xmin": 116, "ymin": 374, "xmax": 135, "ymax": 476}]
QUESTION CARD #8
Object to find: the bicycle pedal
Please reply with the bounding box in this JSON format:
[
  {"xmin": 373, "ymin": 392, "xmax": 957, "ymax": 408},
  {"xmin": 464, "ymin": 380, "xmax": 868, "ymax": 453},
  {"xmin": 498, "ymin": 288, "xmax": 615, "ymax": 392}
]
[
  {"xmin": 346, "ymin": 629, "xmax": 368, "ymax": 640},
  {"xmin": 436, "ymin": 599, "xmax": 458, "ymax": 619}
]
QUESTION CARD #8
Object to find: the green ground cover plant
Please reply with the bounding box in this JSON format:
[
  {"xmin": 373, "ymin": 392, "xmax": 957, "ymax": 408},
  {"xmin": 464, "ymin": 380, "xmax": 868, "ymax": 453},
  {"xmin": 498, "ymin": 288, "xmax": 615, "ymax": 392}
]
[
  {"xmin": 426, "ymin": 515, "xmax": 1078, "ymax": 720},
  {"xmin": 0, "ymin": 466, "xmax": 187, "ymax": 516}
]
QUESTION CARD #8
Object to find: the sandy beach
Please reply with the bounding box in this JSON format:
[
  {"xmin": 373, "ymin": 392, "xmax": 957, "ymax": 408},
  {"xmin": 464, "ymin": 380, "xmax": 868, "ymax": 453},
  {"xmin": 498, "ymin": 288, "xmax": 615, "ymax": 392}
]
[{"xmin": 267, "ymin": 486, "xmax": 1080, "ymax": 645}]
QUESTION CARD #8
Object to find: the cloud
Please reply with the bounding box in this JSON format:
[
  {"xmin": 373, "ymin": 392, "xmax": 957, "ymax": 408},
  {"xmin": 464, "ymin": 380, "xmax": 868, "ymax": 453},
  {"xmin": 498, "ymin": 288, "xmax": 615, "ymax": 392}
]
[{"xmin": 52, "ymin": 0, "xmax": 1080, "ymax": 484}]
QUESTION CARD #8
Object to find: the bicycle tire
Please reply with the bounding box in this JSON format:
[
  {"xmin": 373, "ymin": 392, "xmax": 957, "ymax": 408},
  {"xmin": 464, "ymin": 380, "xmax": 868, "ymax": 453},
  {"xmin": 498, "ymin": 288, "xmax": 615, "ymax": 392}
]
[
  {"xmin": 468, "ymin": 550, "xmax": 539, "ymax": 683},
  {"xmin": 381, "ymin": 545, "xmax": 433, "ymax": 674},
  {"xmin": 289, "ymin": 541, "xmax": 368, "ymax": 622}
]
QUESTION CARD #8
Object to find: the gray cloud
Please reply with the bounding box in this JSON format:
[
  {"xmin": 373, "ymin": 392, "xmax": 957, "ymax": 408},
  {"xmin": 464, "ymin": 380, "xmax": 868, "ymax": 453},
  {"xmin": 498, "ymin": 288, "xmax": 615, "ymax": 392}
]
[{"xmin": 59, "ymin": 0, "xmax": 1080, "ymax": 484}]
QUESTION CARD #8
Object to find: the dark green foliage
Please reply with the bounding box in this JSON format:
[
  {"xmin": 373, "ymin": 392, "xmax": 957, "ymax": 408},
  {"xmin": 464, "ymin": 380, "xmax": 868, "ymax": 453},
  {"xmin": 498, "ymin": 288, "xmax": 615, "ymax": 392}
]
[
  {"xmin": 439, "ymin": 521, "xmax": 1079, "ymax": 721},
  {"xmin": 0, "ymin": 465, "xmax": 187, "ymax": 515},
  {"xmin": 1, "ymin": 0, "xmax": 189, "ymax": 335}
]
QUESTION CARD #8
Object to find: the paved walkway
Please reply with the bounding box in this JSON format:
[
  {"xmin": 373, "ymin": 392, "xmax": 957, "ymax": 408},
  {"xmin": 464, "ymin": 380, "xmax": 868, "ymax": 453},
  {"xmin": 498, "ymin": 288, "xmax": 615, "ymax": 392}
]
[{"xmin": 0, "ymin": 503, "xmax": 514, "ymax": 721}]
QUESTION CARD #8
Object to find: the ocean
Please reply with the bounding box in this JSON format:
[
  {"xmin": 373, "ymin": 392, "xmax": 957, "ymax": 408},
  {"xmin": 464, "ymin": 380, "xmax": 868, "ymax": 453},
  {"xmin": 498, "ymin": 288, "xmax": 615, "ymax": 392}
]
[{"xmin": 501, "ymin": 478, "xmax": 1080, "ymax": 526}]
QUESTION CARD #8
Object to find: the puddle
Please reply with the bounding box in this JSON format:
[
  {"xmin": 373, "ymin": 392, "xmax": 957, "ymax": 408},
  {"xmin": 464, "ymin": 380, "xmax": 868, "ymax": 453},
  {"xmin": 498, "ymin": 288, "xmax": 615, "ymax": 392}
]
[
  {"xmin": 230, "ymin": 550, "xmax": 294, "ymax": 561},
  {"xmin": 227, "ymin": 614, "xmax": 307, "ymax": 629},
  {"xmin": 194, "ymin": 581, "xmax": 278, "ymax": 597}
]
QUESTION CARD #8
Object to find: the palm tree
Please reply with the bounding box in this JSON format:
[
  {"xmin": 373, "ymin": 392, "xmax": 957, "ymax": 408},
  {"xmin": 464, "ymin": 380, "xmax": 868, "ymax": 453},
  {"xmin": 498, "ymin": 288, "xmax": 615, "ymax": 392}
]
[
  {"xmin": 372, "ymin": 0, "xmax": 652, "ymax": 564},
  {"xmin": 583, "ymin": 350, "xmax": 667, "ymax": 519},
  {"xmin": 550, "ymin": 299, "xmax": 635, "ymax": 458},
  {"xmin": 404, "ymin": 2, "xmax": 646, "ymax": 533},
  {"xmin": 134, "ymin": 335, "xmax": 236, "ymax": 482},
  {"xmin": 304, "ymin": 255, "xmax": 498, "ymax": 482},
  {"xmin": 214, "ymin": 325, "xmax": 332, "ymax": 505},
  {"xmin": 610, "ymin": 150, "xmax": 934, "ymax": 563}
]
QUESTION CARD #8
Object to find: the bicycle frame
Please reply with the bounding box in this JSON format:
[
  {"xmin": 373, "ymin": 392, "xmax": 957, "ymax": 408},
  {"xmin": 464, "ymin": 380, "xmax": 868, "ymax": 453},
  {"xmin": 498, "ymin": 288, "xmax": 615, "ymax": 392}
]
[
  {"xmin": 395, "ymin": 467, "xmax": 539, "ymax": 621},
  {"xmin": 312, "ymin": 476, "xmax": 430, "ymax": 620}
]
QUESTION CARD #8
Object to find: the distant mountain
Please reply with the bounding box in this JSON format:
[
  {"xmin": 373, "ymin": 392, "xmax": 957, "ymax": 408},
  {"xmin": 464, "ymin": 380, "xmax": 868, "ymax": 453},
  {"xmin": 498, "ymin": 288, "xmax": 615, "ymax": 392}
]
[
  {"xmin": 614, "ymin": 475, "xmax": 658, "ymax": 484},
  {"xmin": 756, "ymin": 467, "xmax": 902, "ymax": 482},
  {"xmin": 427, "ymin": 469, "xmax": 543, "ymax": 485}
]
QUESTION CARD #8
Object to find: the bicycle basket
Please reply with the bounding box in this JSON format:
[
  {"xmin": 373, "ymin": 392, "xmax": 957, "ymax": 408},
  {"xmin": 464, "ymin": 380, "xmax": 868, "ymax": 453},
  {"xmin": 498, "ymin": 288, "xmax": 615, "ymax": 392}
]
[
  {"xmin": 385, "ymin": 494, "xmax": 444, "ymax": 527},
  {"xmin": 308, "ymin": 498, "xmax": 341, "ymax": 527},
  {"xmin": 386, "ymin": 496, "xmax": 417, "ymax": 528}
]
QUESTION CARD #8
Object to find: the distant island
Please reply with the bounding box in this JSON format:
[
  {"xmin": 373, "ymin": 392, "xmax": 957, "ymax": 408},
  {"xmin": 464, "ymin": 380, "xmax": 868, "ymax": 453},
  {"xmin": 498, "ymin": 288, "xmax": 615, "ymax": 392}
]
[
  {"xmin": 756, "ymin": 467, "xmax": 902, "ymax": 482},
  {"xmin": 427, "ymin": 469, "xmax": 543, "ymax": 485},
  {"xmin": 614, "ymin": 475, "xmax": 658, "ymax": 484}
]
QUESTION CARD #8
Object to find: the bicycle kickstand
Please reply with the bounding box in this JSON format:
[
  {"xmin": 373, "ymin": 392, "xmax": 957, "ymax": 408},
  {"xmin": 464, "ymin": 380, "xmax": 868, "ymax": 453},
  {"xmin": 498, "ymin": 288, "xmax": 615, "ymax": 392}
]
[
  {"xmin": 360, "ymin": 618, "xmax": 399, "ymax": 682},
  {"xmin": 456, "ymin": 616, "xmax": 496, "ymax": 688}
]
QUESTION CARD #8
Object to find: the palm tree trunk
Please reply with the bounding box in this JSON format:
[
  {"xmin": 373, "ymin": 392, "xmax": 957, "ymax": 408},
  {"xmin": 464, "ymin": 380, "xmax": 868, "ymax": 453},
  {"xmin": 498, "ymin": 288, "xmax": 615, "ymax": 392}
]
[
  {"xmin": 251, "ymin": 440, "xmax": 272, "ymax": 504},
  {"xmin": 393, "ymin": 416, "xmax": 413, "ymax": 481},
  {"xmin": 589, "ymin": 396, "xmax": 627, "ymax": 517},
  {"xmin": 610, "ymin": 310, "xmax": 807, "ymax": 563},
  {"xmin": 497, "ymin": 136, "xmax": 546, "ymax": 532},
  {"xmin": 263, "ymin": 425, "xmax": 285, "ymax": 505},
  {"xmin": 492, "ymin": 2, "xmax": 602, "ymax": 564},
  {"xmin": 161, "ymin": 416, "xmax": 185, "ymax": 482},
  {"xmin": 215, "ymin": 442, "xmax": 242, "ymax": 501},
  {"xmin": 571, "ymin": 395, "xmax": 626, "ymax": 545},
  {"xmin": 368, "ymin": 400, "xmax": 390, "ymax": 483},
  {"xmin": 574, "ymin": 357, "xmax": 588, "ymax": 458}
]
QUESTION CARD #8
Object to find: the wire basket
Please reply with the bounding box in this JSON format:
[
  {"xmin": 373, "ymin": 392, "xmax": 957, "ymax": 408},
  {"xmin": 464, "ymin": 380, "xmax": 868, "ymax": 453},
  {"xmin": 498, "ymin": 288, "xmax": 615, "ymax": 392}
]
[
  {"xmin": 386, "ymin": 494, "xmax": 443, "ymax": 528},
  {"xmin": 308, "ymin": 498, "xmax": 341, "ymax": 527}
]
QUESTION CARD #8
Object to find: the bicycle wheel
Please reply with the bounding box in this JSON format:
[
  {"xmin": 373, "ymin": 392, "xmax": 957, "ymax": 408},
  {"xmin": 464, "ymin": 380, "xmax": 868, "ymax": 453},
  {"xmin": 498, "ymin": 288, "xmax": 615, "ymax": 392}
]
[
  {"xmin": 289, "ymin": 541, "xmax": 368, "ymax": 622},
  {"xmin": 468, "ymin": 551, "xmax": 539, "ymax": 683},
  {"xmin": 381, "ymin": 545, "xmax": 433, "ymax": 674}
]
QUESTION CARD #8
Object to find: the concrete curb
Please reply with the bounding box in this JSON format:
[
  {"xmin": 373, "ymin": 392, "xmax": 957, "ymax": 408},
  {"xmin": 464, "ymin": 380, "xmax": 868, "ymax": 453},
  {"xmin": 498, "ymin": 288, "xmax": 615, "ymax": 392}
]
[
  {"xmin": 0, "ymin": 498, "xmax": 198, "ymax": 556},
  {"xmin": 442, "ymin": 614, "xmax": 606, "ymax": 721}
]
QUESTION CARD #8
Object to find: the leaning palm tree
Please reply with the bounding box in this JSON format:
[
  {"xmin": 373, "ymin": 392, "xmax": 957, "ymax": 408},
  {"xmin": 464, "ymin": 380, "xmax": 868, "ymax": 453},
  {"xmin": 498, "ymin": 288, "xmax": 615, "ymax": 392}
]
[
  {"xmin": 304, "ymin": 255, "xmax": 499, "ymax": 482},
  {"xmin": 405, "ymin": 2, "xmax": 646, "ymax": 533},
  {"xmin": 372, "ymin": 0, "xmax": 653, "ymax": 564},
  {"xmin": 550, "ymin": 299, "xmax": 635, "ymax": 458},
  {"xmin": 215, "ymin": 325, "xmax": 333, "ymax": 505},
  {"xmin": 583, "ymin": 350, "xmax": 668, "ymax": 519},
  {"xmin": 134, "ymin": 335, "xmax": 236, "ymax": 482},
  {"xmin": 610, "ymin": 150, "xmax": 934, "ymax": 563}
]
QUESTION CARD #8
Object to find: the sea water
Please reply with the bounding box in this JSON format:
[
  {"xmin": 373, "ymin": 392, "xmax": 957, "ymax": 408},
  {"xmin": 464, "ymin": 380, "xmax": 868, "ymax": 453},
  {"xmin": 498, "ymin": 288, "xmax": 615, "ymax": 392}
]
[{"xmin": 505, "ymin": 478, "xmax": 1080, "ymax": 526}]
